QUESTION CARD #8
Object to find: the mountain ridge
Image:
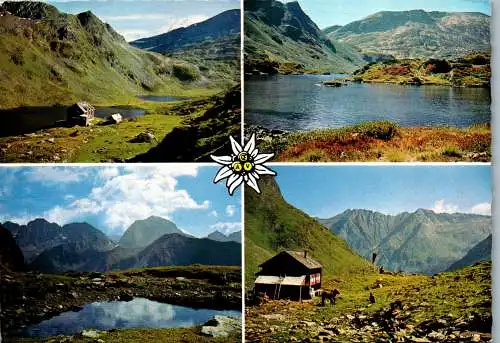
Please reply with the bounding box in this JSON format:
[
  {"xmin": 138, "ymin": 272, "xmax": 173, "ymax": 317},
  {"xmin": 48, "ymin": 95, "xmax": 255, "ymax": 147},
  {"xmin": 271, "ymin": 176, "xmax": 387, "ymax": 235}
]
[
  {"xmin": 319, "ymin": 208, "xmax": 491, "ymax": 274},
  {"xmin": 327, "ymin": 9, "xmax": 490, "ymax": 59}
]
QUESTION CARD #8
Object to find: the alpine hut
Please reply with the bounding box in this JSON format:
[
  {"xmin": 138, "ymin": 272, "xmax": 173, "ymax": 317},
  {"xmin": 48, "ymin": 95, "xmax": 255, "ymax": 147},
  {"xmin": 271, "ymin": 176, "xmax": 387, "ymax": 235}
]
[
  {"xmin": 67, "ymin": 101, "xmax": 95, "ymax": 126},
  {"xmin": 254, "ymin": 250, "xmax": 322, "ymax": 300}
]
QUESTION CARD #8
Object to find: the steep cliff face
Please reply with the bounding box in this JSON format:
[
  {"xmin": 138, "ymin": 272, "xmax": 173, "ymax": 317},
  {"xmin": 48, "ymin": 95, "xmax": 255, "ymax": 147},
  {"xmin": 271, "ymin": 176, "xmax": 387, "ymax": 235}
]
[{"xmin": 244, "ymin": 0, "xmax": 365, "ymax": 73}]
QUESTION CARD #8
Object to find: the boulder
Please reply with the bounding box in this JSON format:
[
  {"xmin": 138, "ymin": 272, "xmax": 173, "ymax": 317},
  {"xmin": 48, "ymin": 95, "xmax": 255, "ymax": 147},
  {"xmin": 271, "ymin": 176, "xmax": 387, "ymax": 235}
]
[
  {"xmin": 108, "ymin": 113, "xmax": 122, "ymax": 124},
  {"xmin": 130, "ymin": 132, "xmax": 157, "ymax": 143},
  {"xmin": 81, "ymin": 329, "xmax": 102, "ymax": 339},
  {"xmin": 323, "ymin": 80, "xmax": 344, "ymax": 87},
  {"xmin": 201, "ymin": 315, "xmax": 241, "ymax": 337}
]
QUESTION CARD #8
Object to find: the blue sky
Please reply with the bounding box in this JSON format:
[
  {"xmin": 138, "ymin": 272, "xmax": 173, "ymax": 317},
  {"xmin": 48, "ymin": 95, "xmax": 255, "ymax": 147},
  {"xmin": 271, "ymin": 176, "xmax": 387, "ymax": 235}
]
[
  {"xmin": 273, "ymin": 165, "xmax": 491, "ymax": 218},
  {"xmin": 0, "ymin": 165, "xmax": 241, "ymax": 237},
  {"xmin": 44, "ymin": 0, "xmax": 240, "ymax": 41},
  {"xmin": 281, "ymin": 0, "xmax": 491, "ymax": 29}
]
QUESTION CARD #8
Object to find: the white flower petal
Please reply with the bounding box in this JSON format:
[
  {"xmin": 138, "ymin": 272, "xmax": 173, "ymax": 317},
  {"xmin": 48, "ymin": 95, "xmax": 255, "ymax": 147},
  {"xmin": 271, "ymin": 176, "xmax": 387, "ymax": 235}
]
[
  {"xmin": 244, "ymin": 134, "xmax": 256, "ymax": 155},
  {"xmin": 254, "ymin": 153, "xmax": 274, "ymax": 164},
  {"xmin": 251, "ymin": 148, "xmax": 259, "ymax": 158},
  {"xmin": 211, "ymin": 155, "xmax": 232, "ymax": 165},
  {"xmin": 251, "ymin": 171, "xmax": 260, "ymax": 180},
  {"xmin": 243, "ymin": 174, "xmax": 249, "ymax": 182},
  {"xmin": 226, "ymin": 173, "xmax": 240, "ymax": 187},
  {"xmin": 214, "ymin": 166, "xmax": 233, "ymax": 183},
  {"xmin": 255, "ymin": 164, "xmax": 276, "ymax": 175},
  {"xmin": 246, "ymin": 173, "xmax": 261, "ymax": 193},
  {"xmin": 228, "ymin": 175, "xmax": 243, "ymax": 195},
  {"xmin": 230, "ymin": 136, "xmax": 243, "ymax": 155}
]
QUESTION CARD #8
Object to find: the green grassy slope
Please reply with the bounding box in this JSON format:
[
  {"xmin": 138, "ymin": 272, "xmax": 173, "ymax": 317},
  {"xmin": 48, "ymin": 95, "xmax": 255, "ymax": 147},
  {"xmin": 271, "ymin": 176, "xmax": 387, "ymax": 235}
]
[
  {"xmin": 0, "ymin": 1, "xmax": 209, "ymax": 108},
  {"xmin": 245, "ymin": 177, "xmax": 374, "ymax": 288}
]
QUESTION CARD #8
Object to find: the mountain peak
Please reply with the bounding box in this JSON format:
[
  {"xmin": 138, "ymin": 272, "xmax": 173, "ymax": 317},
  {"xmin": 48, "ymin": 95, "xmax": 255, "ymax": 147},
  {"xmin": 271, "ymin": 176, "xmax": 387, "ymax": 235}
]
[
  {"xmin": 1, "ymin": 1, "xmax": 59, "ymax": 20},
  {"xmin": 119, "ymin": 216, "xmax": 182, "ymax": 249}
]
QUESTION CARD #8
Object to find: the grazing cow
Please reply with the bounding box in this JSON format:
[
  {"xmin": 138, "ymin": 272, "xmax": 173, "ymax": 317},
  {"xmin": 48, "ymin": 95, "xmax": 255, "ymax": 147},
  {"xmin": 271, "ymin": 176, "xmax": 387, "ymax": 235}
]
[{"xmin": 321, "ymin": 289, "xmax": 340, "ymax": 306}]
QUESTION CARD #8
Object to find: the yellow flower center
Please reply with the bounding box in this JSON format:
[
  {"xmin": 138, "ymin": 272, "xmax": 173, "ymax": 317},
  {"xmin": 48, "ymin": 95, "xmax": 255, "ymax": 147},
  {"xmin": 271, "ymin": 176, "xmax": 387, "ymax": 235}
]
[
  {"xmin": 232, "ymin": 161, "xmax": 243, "ymax": 173},
  {"xmin": 238, "ymin": 151, "xmax": 249, "ymax": 162}
]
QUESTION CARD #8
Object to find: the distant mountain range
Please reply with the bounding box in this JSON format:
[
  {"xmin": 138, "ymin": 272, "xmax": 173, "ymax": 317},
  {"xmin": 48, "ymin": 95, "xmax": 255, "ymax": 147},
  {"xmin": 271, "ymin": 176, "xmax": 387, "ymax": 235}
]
[
  {"xmin": 319, "ymin": 209, "xmax": 492, "ymax": 275},
  {"xmin": 325, "ymin": 10, "xmax": 490, "ymax": 59},
  {"xmin": 3, "ymin": 219, "xmax": 115, "ymax": 263},
  {"xmin": 3, "ymin": 216, "xmax": 241, "ymax": 273},
  {"xmin": 130, "ymin": 9, "xmax": 240, "ymax": 84},
  {"xmin": 207, "ymin": 230, "xmax": 241, "ymax": 244},
  {"xmin": 131, "ymin": 9, "xmax": 240, "ymax": 54},
  {"xmin": 244, "ymin": 0, "xmax": 365, "ymax": 73}
]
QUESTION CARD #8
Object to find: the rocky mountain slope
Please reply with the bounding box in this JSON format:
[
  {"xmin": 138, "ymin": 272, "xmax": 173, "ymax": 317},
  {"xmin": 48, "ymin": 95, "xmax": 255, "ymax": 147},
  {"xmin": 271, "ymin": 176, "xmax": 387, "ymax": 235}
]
[
  {"xmin": 207, "ymin": 230, "xmax": 242, "ymax": 243},
  {"xmin": 448, "ymin": 234, "xmax": 492, "ymax": 271},
  {"xmin": 0, "ymin": 224, "xmax": 25, "ymax": 271},
  {"xmin": 245, "ymin": 176, "xmax": 373, "ymax": 287},
  {"xmin": 3, "ymin": 219, "xmax": 115, "ymax": 262},
  {"xmin": 244, "ymin": 0, "xmax": 365, "ymax": 73},
  {"xmin": 118, "ymin": 216, "xmax": 184, "ymax": 249},
  {"xmin": 119, "ymin": 233, "xmax": 241, "ymax": 269},
  {"xmin": 326, "ymin": 10, "xmax": 490, "ymax": 59},
  {"xmin": 319, "ymin": 209, "xmax": 491, "ymax": 274},
  {"xmin": 26, "ymin": 227, "xmax": 241, "ymax": 273},
  {"xmin": 0, "ymin": 1, "xmax": 204, "ymax": 108}
]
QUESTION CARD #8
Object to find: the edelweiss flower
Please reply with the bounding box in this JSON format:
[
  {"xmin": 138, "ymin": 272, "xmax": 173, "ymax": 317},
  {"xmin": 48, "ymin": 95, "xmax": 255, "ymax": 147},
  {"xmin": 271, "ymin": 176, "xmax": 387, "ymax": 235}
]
[{"xmin": 211, "ymin": 134, "xmax": 276, "ymax": 195}]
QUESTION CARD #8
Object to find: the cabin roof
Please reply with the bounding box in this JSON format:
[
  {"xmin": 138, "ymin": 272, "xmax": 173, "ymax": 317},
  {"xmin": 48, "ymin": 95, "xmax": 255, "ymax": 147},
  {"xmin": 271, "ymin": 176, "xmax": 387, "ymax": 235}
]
[
  {"xmin": 75, "ymin": 101, "xmax": 95, "ymax": 112},
  {"xmin": 285, "ymin": 251, "xmax": 322, "ymax": 269},
  {"xmin": 259, "ymin": 250, "xmax": 322, "ymax": 270}
]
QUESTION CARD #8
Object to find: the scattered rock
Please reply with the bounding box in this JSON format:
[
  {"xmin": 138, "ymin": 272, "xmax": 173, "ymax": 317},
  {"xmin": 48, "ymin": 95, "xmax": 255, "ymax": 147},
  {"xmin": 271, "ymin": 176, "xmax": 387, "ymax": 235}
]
[
  {"xmin": 130, "ymin": 132, "xmax": 157, "ymax": 143},
  {"xmin": 81, "ymin": 329, "xmax": 102, "ymax": 339},
  {"xmin": 47, "ymin": 138, "xmax": 55, "ymax": 143},
  {"xmin": 201, "ymin": 315, "xmax": 241, "ymax": 337}
]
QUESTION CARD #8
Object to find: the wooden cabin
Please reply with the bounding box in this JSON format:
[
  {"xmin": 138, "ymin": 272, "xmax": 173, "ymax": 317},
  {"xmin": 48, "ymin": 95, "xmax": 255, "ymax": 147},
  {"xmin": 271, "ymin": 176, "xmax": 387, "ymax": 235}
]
[
  {"xmin": 67, "ymin": 101, "xmax": 95, "ymax": 126},
  {"xmin": 254, "ymin": 250, "xmax": 322, "ymax": 300}
]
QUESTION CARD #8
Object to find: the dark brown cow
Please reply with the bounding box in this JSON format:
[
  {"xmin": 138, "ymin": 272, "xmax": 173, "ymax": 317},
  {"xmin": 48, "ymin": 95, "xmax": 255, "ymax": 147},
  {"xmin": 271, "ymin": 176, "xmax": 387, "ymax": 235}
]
[{"xmin": 321, "ymin": 289, "xmax": 340, "ymax": 306}]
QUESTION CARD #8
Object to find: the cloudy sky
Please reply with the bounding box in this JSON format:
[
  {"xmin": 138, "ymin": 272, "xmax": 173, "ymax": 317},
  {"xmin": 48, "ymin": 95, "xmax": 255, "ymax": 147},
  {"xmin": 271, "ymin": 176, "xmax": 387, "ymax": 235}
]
[
  {"xmin": 46, "ymin": 0, "xmax": 240, "ymax": 41},
  {"xmin": 273, "ymin": 165, "xmax": 491, "ymax": 218},
  {"xmin": 284, "ymin": 0, "xmax": 491, "ymax": 29},
  {"xmin": 0, "ymin": 165, "xmax": 241, "ymax": 237}
]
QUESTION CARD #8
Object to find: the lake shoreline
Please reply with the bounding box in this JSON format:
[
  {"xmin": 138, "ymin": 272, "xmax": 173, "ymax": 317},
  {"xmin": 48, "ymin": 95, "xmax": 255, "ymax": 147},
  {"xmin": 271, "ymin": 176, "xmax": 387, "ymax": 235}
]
[
  {"xmin": 1, "ymin": 265, "xmax": 242, "ymax": 339},
  {"xmin": 246, "ymin": 121, "xmax": 491, "ymax": 162},
  {"xmin": 0, "ymin": 89, "xmax": 236, "ymax": 162}
]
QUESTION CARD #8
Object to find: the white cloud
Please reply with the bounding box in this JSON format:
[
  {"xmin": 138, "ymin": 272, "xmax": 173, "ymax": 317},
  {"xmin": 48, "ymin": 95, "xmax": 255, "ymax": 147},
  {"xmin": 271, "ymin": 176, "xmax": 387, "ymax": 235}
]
[
  {"xmin": 24, "ymin": 167, "xmax": 88, "ymax": 184},
  {"xmin": 209, "ymin": 222, "xmax": 241, "ymax": 234},
  {"xmin": 429, "ymin": 199, "xmax": 491, "ymax": 216},
  {"xmin": 14, "ymin": 166, "xmax": 209, "ymax": 234},
  {"xmin": 470, "ymin": 202, "xmax": 491, "ymax": 215},
  {"xmin": 118, "ymin": 14, "xmax": 209, "ymax": 41},
  {"xmin": 102, "ymin": 14, "xmax": 167, "ymax": 21},
  {"xmin": 209, "ymin": 210, "xmax": 218, "ymax": 217},
  {"xmin": 225, "ymin": 205, "xmax": 236, "ymax": 217},
  {"xmin": 430, "ymin": 199, "xmax": 459, "ymax": 214}
]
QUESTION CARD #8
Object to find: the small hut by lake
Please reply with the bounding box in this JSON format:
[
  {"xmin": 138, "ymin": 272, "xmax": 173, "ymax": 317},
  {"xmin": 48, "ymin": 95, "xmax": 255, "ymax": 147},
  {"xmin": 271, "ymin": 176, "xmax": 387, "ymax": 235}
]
[
  {"xmin": 254, "ymin": 250, "xmax": 322, "ymax": 300},
  {"xmin": 67, "ymin": 101, "xmax": 95, "ymax": 126}
]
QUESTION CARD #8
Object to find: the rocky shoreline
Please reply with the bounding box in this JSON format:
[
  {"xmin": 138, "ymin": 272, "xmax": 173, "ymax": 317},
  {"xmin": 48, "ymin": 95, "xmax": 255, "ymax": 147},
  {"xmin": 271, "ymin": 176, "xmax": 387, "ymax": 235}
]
[{"xmin": 1, "ymin": 267, "xmax": 242, "ymax": 338}]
